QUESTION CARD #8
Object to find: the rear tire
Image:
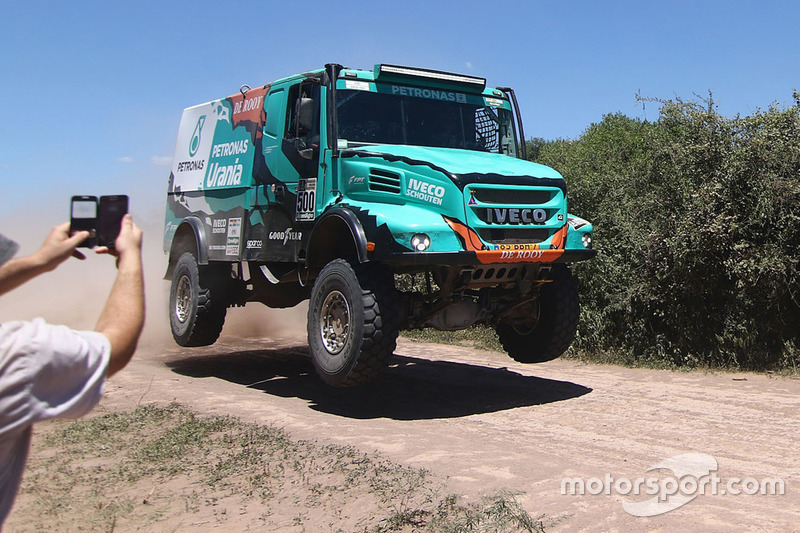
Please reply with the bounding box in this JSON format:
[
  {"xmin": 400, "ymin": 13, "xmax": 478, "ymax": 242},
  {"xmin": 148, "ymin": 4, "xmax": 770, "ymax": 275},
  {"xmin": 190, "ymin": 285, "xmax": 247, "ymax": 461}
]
[
  {"xmin": 169, "ymin": 252, "xmax": 228, "ymax": 347},
  {"xmin": 497, "ymin": 264, "xmax": 579, "ymax": 363},
  {"xmin": 307, "ymin": 259, "xmax": 399, "ymax": 387}
]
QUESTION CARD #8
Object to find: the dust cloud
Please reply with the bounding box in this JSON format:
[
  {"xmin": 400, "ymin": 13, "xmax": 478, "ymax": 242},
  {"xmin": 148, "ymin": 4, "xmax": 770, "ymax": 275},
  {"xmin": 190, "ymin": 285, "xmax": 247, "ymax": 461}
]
[
  {"xmin": 221, "ymin": 303, "xmax": 308, "ymax": 342},
  {"xmin": 0, "ymin": 198, "xmax": 308, "ymax": 350}
]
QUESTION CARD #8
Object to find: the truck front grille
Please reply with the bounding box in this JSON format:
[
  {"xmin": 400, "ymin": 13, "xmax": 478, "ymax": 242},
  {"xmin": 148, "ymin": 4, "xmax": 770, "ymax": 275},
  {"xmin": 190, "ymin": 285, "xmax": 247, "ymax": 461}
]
[
  {"xmin": 465, "ymin": 184, "xmax": 565, "ymax": 246},
  {"xmin": 477, "ymin": 228, "xmax": 550, "ymax": 244},
  {"xmin": 470, "ymin": 188, "xmax": 553, "ymax": 205}
]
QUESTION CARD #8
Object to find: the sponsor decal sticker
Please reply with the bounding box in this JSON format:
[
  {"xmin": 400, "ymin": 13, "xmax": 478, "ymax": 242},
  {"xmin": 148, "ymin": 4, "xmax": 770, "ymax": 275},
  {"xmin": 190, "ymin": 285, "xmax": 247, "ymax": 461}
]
[
  {"xmin": 226, "ymin": 217, "xmax": 241, "ymax": 256},
  {"xmin": 568, "ymin": 216, "xmax": 589, "ymax": 229},
  {"xmin": 206, "ymin": 158, "xmax": 244, "ymax": 187},
  {"xmin": 268, "ymin": 227, "xmax": 303, "ymax": 246},
  {"xmin": 164, "ymin": 221, "xmax": 179, "ymax": 236},
  {"xmin": 233, "ymin": 93, "xmax": 265, "ymax": 116},
  {"xmin": 391, "ymin": 85, "xmax": 467, "ymax": 103},
  {"xmin": 345, "ymin": 80, "xmax": 371, "ymax": 91},
  {"xmin": 212, "ymin": 219, "xmax": 227, "ymax": 234},
  {"xmin": 176, "ymin": 159, "xmax": 206, "ymax": 173},
  {"xmin": 211, "ymin": 139, "xmax": 249, "ymax": 158},
  {"xmin": 500, "ymin": 249, "xmax": 545, "ymax": 260},
  {"xmin": 189, "ymin": 115, "xmax": 206, "ymax": 157},
  {"xmin": 227, "ymin": 218, "xmax": 241, "ymax": 238},
  {"xmin": 407, "ymin": 178, "xmax": 445, "ymax": 205},
  {"xmin": 228, "ymin": 86, "xmax": 268, "ymax": 130},
  {"xmin": 296, "ymin": 178, "xmax": 317, "ymax": 221}
]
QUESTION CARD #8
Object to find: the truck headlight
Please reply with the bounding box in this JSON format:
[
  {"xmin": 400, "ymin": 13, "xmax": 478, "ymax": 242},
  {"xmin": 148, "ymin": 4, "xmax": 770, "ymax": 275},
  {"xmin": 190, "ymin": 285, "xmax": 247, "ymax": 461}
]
[
  {"xmin": 411, "ymin": 233, "xmax": 431, "ymax": 251},
  {"xmin": 582, "ymin": 233, "xmax": 593, "ymax": 249}
]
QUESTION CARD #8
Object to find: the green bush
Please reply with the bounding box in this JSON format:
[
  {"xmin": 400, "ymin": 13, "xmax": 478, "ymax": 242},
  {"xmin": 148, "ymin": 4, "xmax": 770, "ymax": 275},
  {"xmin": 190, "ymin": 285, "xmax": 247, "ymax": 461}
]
[{"xmin": 529, "ymin": 93, "xmax": 800, "ymax": 369}]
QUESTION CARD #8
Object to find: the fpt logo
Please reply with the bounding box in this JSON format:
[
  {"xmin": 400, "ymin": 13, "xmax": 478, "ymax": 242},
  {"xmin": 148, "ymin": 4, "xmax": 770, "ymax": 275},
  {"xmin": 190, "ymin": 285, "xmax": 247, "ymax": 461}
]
[{"xmin": 189, "ymin": 115, "xmax": 206, "ymax": 157}]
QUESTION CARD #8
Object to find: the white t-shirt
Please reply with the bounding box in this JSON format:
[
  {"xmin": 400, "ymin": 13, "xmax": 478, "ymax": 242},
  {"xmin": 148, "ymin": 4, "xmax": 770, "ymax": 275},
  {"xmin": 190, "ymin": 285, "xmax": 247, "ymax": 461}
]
[{"xmin": 0, "ymin": 318, "xmax": 110, "ymax": 524}]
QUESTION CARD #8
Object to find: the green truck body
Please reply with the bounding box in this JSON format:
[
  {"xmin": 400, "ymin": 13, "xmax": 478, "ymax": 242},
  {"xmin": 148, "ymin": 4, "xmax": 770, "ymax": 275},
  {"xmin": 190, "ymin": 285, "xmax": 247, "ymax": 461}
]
[{"xmin": 164, "ymin": 63, "xmax": 595, "ymax": 386}]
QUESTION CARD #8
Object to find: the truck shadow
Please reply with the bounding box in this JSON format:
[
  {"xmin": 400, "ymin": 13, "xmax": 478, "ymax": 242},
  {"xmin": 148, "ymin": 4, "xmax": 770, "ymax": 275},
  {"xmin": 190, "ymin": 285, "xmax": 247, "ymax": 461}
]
[{"xmin": 166, "ymin": 346, "xmax": 592, "ymax": 420}]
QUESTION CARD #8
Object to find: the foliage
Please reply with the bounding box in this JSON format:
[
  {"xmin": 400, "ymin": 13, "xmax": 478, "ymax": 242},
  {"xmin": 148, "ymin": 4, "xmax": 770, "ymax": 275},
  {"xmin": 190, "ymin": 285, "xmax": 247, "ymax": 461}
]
[{"xmin": 529, "ymin": 93, "xmax": 800, "ymax": 369}]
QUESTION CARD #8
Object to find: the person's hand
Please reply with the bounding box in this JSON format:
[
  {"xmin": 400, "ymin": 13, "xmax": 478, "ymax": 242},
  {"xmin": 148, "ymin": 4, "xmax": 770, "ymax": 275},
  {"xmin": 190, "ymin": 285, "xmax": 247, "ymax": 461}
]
[
  {"xmin": 31, "ymin": 222, "xmax": 90, "ymax": 271},
  {"xmin": 95, "ymin": 214, "xmax": 143, "ymax": 268}
]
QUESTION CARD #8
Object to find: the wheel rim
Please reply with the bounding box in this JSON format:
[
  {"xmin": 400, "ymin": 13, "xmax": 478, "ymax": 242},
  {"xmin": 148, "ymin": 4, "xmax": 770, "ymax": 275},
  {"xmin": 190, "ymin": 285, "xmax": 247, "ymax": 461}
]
[
  {"xmin": 174, "ymin": 275, "xmax": 192, "ymax": 323},
  {"xmin": 511, "ymin": 322, "xmax": 537, "ymax": 336},
  {"xmin": 319, "ymin": 290, "xmax": 350, "ymax": 355},
  {"xmin": 509, "ymin": 300, "xmax": 540, "ymax": 335}
]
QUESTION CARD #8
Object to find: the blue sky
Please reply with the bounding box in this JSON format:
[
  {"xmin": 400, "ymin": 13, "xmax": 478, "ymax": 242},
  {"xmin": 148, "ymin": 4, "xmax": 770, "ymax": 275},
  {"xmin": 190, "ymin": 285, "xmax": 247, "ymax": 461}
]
[{"xmin": 1, "ymin": 0, "xmax": 798, "ymax": 225}]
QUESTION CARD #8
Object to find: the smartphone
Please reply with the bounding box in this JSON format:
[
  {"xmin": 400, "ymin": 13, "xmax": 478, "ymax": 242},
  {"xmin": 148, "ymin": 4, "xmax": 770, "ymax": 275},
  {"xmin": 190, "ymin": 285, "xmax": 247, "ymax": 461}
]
[
  {"xmin": 97, "ymin": 195, "xmax": 129, "ymax": 248},
  {"xmin": 70, "ymin": 195, "xmax": 98, "ymax": 248}
]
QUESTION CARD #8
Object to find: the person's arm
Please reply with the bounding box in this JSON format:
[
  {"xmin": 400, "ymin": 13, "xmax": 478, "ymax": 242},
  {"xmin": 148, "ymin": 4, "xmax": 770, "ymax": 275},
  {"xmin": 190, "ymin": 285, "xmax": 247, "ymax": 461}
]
[
  {"xmin": 0, "ymin": 223, "xmax": 88, "ymax": 296},
  {"xmin": 94, "ymin": 214, "xmax": 144, "ymax": 377}
]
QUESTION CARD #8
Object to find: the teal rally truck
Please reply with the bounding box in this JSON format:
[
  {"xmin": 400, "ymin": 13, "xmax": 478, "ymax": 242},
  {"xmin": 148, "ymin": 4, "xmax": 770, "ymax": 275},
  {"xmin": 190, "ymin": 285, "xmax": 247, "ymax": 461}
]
[{"xmin": 163, "ymin": 63, "xmax": 596, "ymax": 387}]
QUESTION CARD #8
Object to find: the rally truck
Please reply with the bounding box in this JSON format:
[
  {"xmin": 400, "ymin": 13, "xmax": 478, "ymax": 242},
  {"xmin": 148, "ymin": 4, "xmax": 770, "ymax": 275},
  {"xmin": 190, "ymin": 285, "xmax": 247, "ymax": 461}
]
[{"xmin": 164, "ymin": 63, "xmax": 596, "ymax": 387}]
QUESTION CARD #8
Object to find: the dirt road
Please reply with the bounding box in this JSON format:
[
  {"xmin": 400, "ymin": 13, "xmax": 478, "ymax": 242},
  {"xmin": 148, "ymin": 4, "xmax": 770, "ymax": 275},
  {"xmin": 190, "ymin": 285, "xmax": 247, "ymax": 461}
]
[{"xmin": 104, "ymin": 331, "xmax": 800, "ymax": 532}]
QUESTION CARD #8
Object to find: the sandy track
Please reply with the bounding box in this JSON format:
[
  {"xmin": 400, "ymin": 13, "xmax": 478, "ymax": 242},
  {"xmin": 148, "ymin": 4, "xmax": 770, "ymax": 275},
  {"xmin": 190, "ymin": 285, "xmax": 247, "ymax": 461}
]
[{"xmin": 104, "ymin": 335, "xmax": 800, "ymax": 532}]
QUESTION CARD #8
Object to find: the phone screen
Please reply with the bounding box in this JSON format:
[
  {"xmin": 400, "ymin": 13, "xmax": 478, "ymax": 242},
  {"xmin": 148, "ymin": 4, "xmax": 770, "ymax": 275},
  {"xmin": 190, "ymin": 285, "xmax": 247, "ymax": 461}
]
[
  {"xmin": 71, "ymin": 200, "xmax": 97, "ymax": 220},
  {"xmin": 97, "ymin": 195, "xmax": 128, "ymax": 247},
  {"xmin": 70, "ymin": 196, "xmax": 98, "ymax": 247}
]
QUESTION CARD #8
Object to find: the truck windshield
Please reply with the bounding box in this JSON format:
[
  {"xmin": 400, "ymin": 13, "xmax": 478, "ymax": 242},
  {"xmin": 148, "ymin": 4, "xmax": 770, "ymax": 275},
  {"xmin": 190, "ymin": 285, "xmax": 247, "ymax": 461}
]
[{"xmin": 336, "ymin": 88, "xmax": 518, "ymax": 156}]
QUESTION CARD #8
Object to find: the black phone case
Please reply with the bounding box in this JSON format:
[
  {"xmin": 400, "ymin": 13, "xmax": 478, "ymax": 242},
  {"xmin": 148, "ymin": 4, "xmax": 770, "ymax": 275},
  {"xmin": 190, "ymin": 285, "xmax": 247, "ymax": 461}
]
[
  {"xmin": 97, "ymin": 195, "xmax": 129, "ymax": 248},
  {"xmin": 70, "ymin": 195, "xmax": 98, "ymax": 248}
]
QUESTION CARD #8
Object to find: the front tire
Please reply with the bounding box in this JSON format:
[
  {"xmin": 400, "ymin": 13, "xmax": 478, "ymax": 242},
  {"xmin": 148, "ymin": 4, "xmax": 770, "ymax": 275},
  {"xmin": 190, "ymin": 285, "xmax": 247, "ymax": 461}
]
[
  {"xmin": 169, "ymin": 252, "xmax": 228, "ymax": 347},
  {"xmin": 497, "ymin": 264, "xmax": 579, "ymax": 363},
  {"xmin": 307, "ymin": 260, "xmax": 399, "ymax": 387}
]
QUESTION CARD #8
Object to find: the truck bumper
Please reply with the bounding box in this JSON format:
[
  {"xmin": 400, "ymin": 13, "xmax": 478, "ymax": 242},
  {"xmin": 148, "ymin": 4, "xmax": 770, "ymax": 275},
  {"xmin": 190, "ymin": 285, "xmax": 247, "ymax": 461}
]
[{"xmin": 379, "ymin": 248, "xmax": 597, "ymax": 266}]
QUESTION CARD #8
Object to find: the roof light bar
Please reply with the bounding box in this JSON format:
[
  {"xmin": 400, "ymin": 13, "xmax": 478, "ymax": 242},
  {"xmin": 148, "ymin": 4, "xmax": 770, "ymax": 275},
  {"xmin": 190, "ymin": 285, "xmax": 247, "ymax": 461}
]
[{"xmin": 377, "ymin": 64, "xmax": 486, "ymax": 87}]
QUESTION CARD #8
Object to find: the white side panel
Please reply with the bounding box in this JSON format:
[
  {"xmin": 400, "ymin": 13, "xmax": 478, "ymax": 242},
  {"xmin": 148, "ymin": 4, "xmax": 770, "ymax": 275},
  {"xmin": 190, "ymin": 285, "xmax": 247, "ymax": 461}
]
[{"xmin": 170, "ymin": 102, "xmax": 218, "ymax": 192}]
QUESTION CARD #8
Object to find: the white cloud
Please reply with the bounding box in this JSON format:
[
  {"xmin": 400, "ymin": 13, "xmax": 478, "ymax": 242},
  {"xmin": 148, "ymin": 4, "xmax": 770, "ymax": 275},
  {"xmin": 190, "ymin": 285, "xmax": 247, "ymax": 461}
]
[
  {"xmin": 118, "ymin": 156, "xmax": 135, "ymax": 163},
  {"xmin": 150, "ymin": 156, "xmax": 172, "ymax": 166},
  {"xmin": 465, "ymin": 62, "xmax": 474, "ymax": 70}
]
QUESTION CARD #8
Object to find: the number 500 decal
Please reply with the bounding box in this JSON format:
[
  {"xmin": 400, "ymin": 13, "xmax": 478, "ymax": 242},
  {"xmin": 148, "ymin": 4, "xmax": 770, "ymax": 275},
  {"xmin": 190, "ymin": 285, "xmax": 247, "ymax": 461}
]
[{"xmin": 296, "ymin": 178, "xmax": 317, "ymax": 221}]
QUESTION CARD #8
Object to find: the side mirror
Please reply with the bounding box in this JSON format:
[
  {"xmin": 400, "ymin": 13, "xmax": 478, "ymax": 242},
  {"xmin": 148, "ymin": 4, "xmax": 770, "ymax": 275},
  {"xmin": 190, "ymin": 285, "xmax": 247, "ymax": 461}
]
[{"xmin": 297, "ymin": 97, "xmax": 314, "ymax": 135}]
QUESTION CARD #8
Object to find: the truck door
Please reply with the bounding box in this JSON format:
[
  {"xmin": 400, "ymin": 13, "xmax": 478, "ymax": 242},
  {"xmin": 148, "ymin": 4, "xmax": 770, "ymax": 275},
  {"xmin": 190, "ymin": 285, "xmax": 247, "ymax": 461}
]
[
  {"xmin": 255, "ymin": 79, "xmax": 321, "ymax": 262},
  {"xmin": 284, "ymin": 81, "xmax": 322, "ymax": 224}
]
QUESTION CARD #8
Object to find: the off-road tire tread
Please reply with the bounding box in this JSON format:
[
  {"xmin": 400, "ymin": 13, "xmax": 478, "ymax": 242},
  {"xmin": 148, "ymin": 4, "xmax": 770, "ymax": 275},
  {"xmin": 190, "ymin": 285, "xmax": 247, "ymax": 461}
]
[
  {"xmin": 309, "ymin": 259, "xmax": 399, "ymax": 387},
  {"xmin": 170, "ymin": 253, "xmax": 228, "ymax": 347},
  {"xmin": 498, "ymin": 264, "xmax": 579, "ymax": 364},
  {"xmin": 341, "ymin": 261, "xmax": 400, "ymax": 387}
]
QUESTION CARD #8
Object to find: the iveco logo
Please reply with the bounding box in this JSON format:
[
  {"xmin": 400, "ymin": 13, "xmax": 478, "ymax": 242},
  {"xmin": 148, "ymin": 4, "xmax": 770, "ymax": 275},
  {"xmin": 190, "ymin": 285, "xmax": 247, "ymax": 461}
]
[{"xmin": 485, "ymin": 208, "xmax": 547, "ymax": 224}]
